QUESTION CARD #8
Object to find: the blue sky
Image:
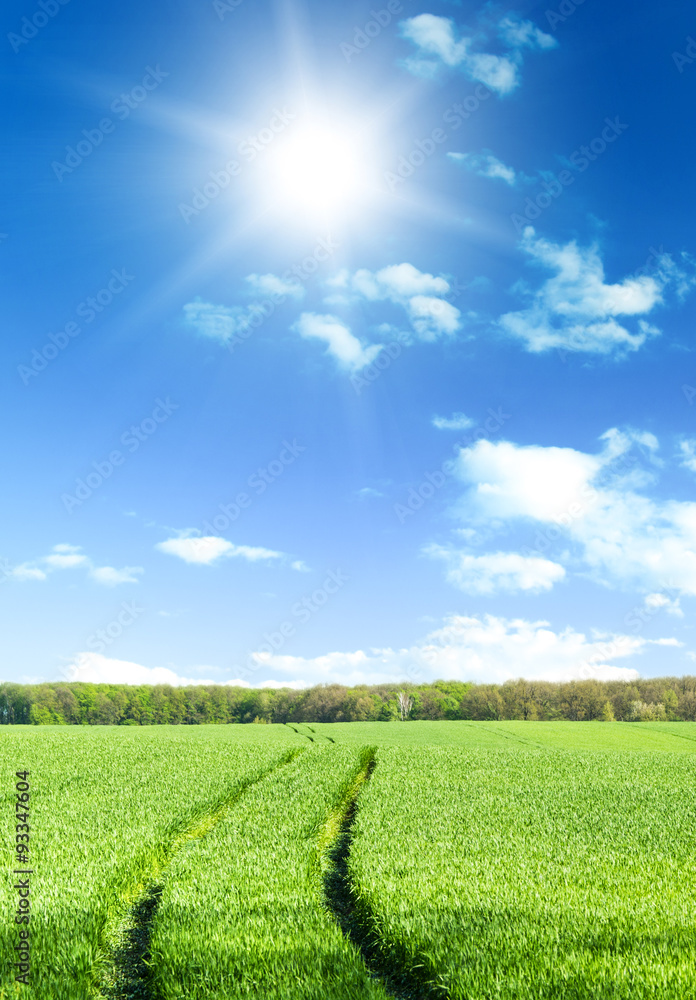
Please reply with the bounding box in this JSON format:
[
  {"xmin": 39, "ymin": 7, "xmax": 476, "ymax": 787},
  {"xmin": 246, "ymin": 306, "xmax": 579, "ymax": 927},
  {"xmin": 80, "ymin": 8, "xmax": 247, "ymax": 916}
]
[{"xmin": 3, "ymin": 0, "xmax": 696, "ymax": 688}]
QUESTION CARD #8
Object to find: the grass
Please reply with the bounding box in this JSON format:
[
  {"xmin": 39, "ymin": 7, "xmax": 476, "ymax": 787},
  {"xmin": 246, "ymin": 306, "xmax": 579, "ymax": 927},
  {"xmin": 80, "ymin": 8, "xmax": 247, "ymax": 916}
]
[
  {"xmin": 3, "ymin": 721, "xmax": 696, "ymax": 998},
  {"xmin": 0, "ymin": 725, "xmax": 296, "ymax": 999},
  {"xmin": 149, "ymin": 743, "xmax": 389, "ymax": 999},
  {"xmin": 348, "ymin": 746, "xmax": 696, "ymax": 998},
  {"xmin": 304, "ymin": 719, "xmax": 696, "ymax": 752}
]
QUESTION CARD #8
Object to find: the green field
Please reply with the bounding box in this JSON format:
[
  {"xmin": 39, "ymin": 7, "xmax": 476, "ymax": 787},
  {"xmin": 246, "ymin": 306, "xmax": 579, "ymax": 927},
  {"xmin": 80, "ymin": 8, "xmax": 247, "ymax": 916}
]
[{"xmin": 2, "ymin": 722, "xmax": 696, "ymax": 998}]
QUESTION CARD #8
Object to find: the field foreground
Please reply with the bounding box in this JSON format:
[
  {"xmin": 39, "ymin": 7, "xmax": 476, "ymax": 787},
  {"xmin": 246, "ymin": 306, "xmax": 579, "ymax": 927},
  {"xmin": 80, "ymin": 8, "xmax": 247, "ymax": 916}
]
[{"xmin": 2, "ymin": 721, "xmax": 696, "ymax": 998}]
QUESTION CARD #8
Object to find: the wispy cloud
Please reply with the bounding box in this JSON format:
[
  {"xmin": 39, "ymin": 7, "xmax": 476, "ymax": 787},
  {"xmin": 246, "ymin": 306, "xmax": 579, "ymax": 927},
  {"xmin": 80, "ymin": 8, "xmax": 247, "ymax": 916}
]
[
  {"xmin": 291, "ymin": 312, "xmax": 383, "ymax": 371},
  {"xmin": 183, "ymin": 299, "xmax": 250, "ymax": 343},
  {"xmin": 425, "ymin": 546, "xmax": 566, "ymax": 595},
  {"xmin": 245, "ymin": 273, "xmax": 305, "ymax": 299},
  {"xmin": 448, "ymin": 151, "xmax": 517, "ymax": 185},
  {"xmin": 89, "ymin": 566, "xmax": 144, "ymax": 586},
  {"xmin": 432, "ymin": 412, "xmax": 475, "ymax": 431}
]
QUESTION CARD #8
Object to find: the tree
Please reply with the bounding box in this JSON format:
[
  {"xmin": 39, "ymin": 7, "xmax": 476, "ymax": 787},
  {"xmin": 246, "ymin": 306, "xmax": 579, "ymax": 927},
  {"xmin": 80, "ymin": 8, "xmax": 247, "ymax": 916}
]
[
  {"xmin": 397, "ymin": 691, "xmax": 414, "ymax": 721},
  {"xmin": 600, "ymin": 700, "xmax": 615, "ymax": 722}
]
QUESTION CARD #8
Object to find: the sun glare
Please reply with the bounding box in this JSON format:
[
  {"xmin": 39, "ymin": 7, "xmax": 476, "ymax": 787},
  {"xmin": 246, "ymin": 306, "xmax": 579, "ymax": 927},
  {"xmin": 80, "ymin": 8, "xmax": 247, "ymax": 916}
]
[{"xmin": 267, "ymin": 122, "xmax": 370, "ymax": 219}]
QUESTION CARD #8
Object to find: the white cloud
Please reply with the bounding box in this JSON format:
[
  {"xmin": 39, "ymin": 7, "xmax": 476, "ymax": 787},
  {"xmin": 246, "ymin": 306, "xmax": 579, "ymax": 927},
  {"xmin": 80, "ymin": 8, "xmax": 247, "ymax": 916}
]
[
  {"xmin": 498, "ymin": 228, "xmax": 692, "ymax": 355},
  {"xmin": 183, "ymin": 299, "xmax": 250, "ymax": 343},
  {"xmin": 498, "ymin": 15, "xmax": 557, "ymax": 51},
  {"xmin": 464, "ymin": 52, "xmax": 519, "ymax": 94},
  {"xmin": 11, "ymin": 564, "xmax": 48, "ymax": 582},
  {"xmin": 157, "ymin": 534, "xmax": 284, "ymax": 566},
  {"xmin": 44, "ymin": 550, "xmax": 89, "ymax": 569},
  {"xmin": 408, "ymin": 295, "xmax": 461, "ymax": 339},
  {"xmin": 400, "ymin": 13, "xmax": 554, "ymax": 93},
  {"xmin": 680, "ymin": 439, "xmax": 696, "ymax": 473},
  {"xmin": 292, "ymin": 312, "xmax": 383, "ymax": 371},
  {"xmin": 89, "ymin": 566, "xmax": 144, "ymax": 586},
  {"xmin": 448, "ymin": 151, "xmax": 516, "ymax": 185},
  {"xmin": 457, "ymin": 437, "xmax": 601, "ymax": 521},
  {"xmin": 432, "ymin": 412, "xmax": 475, "ymax": 431},
  {"xmin": 245, "ymin": 273, "xmax": 305, "ymax": 299},
  {"xmin": 425, "ymin": 547, "xmax": 566, "ymax": 594},
  {"xmin": 644, "ymin": 592, "xmax": 683, "ymax": 617},
  {"xmin": 5, "ymin": 545, "xmax": 140, "ymax": 586},
  {"xmin": 291, "ymin": 560, "xmax": 311, "ymax": 573},
  {"xmin": 64, "ymin": 652, "xmax": 225, "ymax": 686},
  {"xmin": 353, "ymin": 262, "xmax": 450, "ymax": 300},
  {"xmin": 339, "ymin": 263, "xmax": 462, "ymax": 343},
  {"xmin": 449, "ymin": 430, "xmax": 696, "ymax": 596},
  {"xmin": 400, "ymin": 14, "xmax": 469, "ymax": 68},
  {"xmin": 245, "ymin": 613, "xmax": 653, "ymax": 687},
  {"xmin": 355, "ymin": 486, "xmax": 386, "ymax": 500}
]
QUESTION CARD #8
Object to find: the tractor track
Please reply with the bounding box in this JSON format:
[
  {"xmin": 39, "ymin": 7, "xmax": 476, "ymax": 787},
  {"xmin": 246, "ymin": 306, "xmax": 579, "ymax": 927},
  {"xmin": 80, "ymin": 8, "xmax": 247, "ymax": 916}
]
[
  {"xmin": 97, "ymin": 748, "xmax": 302, "ymax": 1000},
  {"xmin": 322, "ymin": 748, "xmax": 447, "ymax": 1000}
]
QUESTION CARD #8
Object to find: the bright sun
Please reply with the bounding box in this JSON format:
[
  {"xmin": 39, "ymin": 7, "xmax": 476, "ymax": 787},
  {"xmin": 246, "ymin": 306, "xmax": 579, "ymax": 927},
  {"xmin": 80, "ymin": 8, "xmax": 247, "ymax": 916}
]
[{"xmin": 267, "ymin": 122, "xmax": 369, "ymax": 219}]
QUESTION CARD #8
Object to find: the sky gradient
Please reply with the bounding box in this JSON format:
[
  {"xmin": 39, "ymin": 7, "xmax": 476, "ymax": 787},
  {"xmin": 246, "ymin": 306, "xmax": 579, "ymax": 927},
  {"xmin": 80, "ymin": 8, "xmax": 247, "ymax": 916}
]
[{"xmin": 3, "ymin": 0, "xmax": 696, "ymax": 689}]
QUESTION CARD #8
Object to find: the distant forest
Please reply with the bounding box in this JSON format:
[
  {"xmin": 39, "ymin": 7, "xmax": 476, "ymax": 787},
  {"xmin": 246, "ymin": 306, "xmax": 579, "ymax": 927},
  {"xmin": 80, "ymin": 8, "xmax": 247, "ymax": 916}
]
[{"xmin": 2, "ymin": 677, "xmax": 696, "ymax": 725}]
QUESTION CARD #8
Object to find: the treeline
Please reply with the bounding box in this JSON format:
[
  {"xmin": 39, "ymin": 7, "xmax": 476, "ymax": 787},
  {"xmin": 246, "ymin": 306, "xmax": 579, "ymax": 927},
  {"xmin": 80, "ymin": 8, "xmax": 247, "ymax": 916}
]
[{"xmin": 2, "ymin": 676, "xmax": 696, "ymax": 725}]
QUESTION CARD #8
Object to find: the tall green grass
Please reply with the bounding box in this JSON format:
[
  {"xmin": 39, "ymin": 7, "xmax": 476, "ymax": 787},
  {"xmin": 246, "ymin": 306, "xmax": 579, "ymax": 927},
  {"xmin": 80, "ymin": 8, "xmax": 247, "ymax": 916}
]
[
  {"xmin": 349, "ymin": 746, "xmax": 696, "ymax": 998},
  {"xmin": 0, "ymin": 725, "xmax": 295, "ymax": 999},
  {"xmin": 307, "ymin": 719, "xmax": 696, "ymax": 751},
  {"xmin": 150, "ymin": 744, "xmax": 389, "ymax": 1000}
]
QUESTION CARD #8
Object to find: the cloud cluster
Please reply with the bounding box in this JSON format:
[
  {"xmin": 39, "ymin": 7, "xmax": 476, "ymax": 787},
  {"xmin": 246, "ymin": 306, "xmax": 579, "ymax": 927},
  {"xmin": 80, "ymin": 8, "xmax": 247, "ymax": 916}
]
[
  {"xmin": 66, "ymin": 610, "xmax": 662, "ymax": 688},
  {"xmin": 500, "ymin": 228, "xmax": 695, "ymax": 354},
  {"xmin": 434, "ymin": 428, "xmax": 696, "ymax": 597},
  {"xmin": 399, "ymin": 13, "xmax": 556, "ymax": 93},
  {"xmin": 6, "ymin": 544, "xmax": 142, "ymax": 586},
  {"xmin": 246, "ymin": 612, "xmax": 654, "ymax": 687},
  {"xmin": 184, "ymin": 262, "xmax": 463, "ymax": 373},
  {"xmin": 311, "ymin": 262, "xmax": 462, "ymax": 367}
]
